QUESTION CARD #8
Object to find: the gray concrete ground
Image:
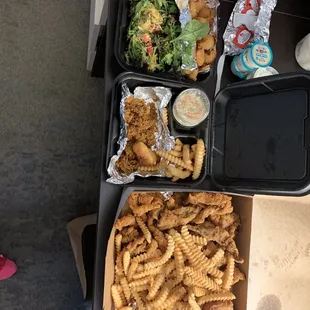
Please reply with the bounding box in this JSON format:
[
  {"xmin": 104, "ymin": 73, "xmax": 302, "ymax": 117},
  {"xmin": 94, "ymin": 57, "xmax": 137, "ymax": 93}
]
[{"xmin": 0, "ymin": 1, "xmax": 104, "ymax": 309}]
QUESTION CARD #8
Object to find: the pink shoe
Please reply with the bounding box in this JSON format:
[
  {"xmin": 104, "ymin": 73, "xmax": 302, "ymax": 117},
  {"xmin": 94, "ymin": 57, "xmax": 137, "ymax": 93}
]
[{"xmin": 0, "ymin": 255, "xmax": 17, "ymax": 280}]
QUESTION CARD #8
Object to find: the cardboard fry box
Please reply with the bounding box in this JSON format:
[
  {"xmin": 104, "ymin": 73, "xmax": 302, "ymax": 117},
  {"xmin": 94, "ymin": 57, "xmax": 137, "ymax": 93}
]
[{"xmin": 103, "ymin": 188, "xmax": 253, "ymax": 310}]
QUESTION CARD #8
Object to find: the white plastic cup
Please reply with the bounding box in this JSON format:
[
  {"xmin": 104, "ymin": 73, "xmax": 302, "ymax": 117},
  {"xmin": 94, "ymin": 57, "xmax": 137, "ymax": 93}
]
[
  {"xmin": 295, "ymin": 33, "xmax": 310, "ymax": 71},
  {"xmin": 246, "ymin": 66, "xmax": 279, "ymax": 79},
  {"xmin": 243, "ymin": 42, "xmax": 273, "ymax": 69}
]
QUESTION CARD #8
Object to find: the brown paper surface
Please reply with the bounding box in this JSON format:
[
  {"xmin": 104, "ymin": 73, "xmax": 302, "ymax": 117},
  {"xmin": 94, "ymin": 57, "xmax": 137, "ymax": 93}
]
[{"xmin": 248, "ymin": 195, "xmax": 310, "ymax": 310}]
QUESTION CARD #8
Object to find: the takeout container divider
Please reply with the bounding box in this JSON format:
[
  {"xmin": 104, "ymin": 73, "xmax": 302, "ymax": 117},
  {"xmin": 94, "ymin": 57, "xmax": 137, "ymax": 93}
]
[
  {"xmin": 107, "ymin": 72, "xmax": 212, "ymax": 186},
  {"xmin": 103, "ymin": 186, "xmax": 253, "ymax": 310}
]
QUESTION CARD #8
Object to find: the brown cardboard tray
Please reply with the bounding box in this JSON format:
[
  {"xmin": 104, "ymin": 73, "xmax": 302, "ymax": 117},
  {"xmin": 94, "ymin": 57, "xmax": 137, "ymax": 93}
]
[{"xmin": 103, "ymin": 188, "xmax": 253, "ymax": 310}]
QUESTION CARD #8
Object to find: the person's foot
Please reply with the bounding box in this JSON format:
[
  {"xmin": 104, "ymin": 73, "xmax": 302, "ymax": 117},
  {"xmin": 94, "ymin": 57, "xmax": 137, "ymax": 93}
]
[{"xmin": 0, "ymin": 255, "xmax": 17, "ymax": 280}]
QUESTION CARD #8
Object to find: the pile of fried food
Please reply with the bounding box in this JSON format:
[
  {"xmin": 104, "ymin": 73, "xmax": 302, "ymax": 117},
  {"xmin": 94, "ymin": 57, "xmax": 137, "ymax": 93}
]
[
  {"xmin": 116, "ymin": 96, "xmax": 158, "ymax": 174},
  {"xmin": 186, "ymin": 0, "xmax": 217, "ymax": 81},
  {"xmin": 111, "ymin": 192, "xmax": 245, "ymax": 310},
  {"xmin": 116, "ymin": 96, "xmax": 206, "ymax": 181},
  {"xmin": 139, "ymin": 138, "xmax": 206, "ymax": 181}
]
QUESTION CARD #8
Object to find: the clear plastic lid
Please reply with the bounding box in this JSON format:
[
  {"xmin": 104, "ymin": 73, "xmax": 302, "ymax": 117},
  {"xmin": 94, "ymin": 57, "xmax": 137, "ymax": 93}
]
[{"xmin": 173, "ymin": 88, "xmax": 210, "ymax": 128}]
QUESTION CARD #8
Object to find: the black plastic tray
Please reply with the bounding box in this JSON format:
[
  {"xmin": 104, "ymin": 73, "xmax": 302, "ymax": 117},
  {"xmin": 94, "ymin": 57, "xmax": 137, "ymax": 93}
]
[
  {"xmin": 211, "ymin": 73, "xmax": 310, "ymax": 195},
  {"xmin": 114, "ymin": 0, "xmax": 220, "ymax": 83},
  {"xmin": 107, "ymin": 72, "xmax": 211, "ymax": 186}
]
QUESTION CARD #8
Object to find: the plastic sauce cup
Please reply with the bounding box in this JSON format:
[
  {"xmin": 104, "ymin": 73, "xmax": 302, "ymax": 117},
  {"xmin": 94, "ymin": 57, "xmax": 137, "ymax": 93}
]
[
  {"xmin": 173, "ymin": 89, "xmax": 210, "ymax": 128},
  {"xmin": 231, "ymin": 56, "xmax": 248, "ymax": 79},
  {"xmin": 243, "ymin": 41, "xmax": 273, "ymax": 69},
  {"xmin": 232, "ymin": 41, "xmax": 273, "ymax": 78},
  {"xmin": 246, "ymin": 66, "xmax": 278, "ymax": 79}
]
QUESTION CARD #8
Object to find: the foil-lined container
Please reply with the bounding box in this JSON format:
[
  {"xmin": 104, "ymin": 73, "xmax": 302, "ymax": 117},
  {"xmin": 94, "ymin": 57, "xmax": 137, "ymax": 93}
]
[
  {"xmin": 107, "ymin": 84, "xmax": 174, "ymax": 184},
  {"xmin": 223, "ymin": 0, "xmax": 278, "ymax": 55},
  {"xmin": 174, "ymin": 0, "xmax": 220, "ymax": 73}
]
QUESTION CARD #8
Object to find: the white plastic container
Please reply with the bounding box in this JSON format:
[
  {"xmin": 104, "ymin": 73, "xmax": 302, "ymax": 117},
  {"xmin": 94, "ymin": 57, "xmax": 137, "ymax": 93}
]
[
  {"xmin": 232, "ymin": 42, "xmax": 273, "ymax": 78},
  {"xmin": 231, "ymin": 56, "xmax": 248, "ymax": 78},
  {"xmin": 295, "ymin": 33, "xmax": 310, "ymax": 71},
  {"xmin": 246, "ymin": 66, "xmax": 279, "ymax": 79},
  {"xmin": 242, "ymin": 41, "xmax": 273, "ymax": 69},
  {"xmin": 173, "ymin": 88, "xmax": 210, "ymax": 128}
]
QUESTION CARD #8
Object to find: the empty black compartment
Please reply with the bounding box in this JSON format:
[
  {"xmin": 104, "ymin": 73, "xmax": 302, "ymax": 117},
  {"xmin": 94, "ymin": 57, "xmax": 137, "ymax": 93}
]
[
  {"xmin": 211, "ymin": 73, "xmax": 310, "ymax": 195},
  {"xmin": 114, "ymin": 0, "xmax": 219, "ymax": 83},
  {"xmin": 107, "ymin": 72, "xmax": 210, "ymax": 186}
]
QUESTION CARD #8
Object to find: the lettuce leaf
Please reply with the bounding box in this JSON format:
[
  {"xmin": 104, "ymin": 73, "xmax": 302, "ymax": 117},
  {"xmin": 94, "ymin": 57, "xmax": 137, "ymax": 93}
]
[{"xmin": 174, "ymin": 20, "xmax": 210, "ymax": 42}]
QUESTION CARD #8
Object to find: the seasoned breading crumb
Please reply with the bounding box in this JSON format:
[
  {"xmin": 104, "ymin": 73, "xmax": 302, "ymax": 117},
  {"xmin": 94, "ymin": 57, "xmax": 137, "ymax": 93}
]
[
  {"xmin": 116, "ymin": 97, "xmax": 157, "ymax": 174},
  {"xmin": 124, "ymin": 96, "xmax": 157, "ymax": 147}
]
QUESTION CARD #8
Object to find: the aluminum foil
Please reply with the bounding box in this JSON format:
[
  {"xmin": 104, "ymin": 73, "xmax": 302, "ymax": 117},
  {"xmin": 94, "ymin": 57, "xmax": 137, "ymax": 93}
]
[
  {"xmin": 174, "ymin": 0, "xmax": 220, "ymax": 73},
  {"xmin": 107, "ymin": 84, "xmax": 174, "ymax": 184},
  {"xmin": 223, "ymin": 0, "xmax": 277, "ymax": 55}
]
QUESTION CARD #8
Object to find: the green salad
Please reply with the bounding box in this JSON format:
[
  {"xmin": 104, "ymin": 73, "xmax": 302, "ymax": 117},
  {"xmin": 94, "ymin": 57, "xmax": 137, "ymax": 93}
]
[
  {"xmin": 125, "ymin": 0, "xmax": 183, "ymax": 72},
  {"xmin": 125, "ymin": 0, "xmax": 210, "ymax": 74}
]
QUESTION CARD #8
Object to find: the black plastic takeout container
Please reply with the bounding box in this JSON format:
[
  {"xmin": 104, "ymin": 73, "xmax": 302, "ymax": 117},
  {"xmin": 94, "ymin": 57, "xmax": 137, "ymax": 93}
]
[
  {"xmin": 107, "ymin": 72, "xmax": 211, "ymax": 186},
  {"xmin": 211, "ymin": 72, "xmax": 310, "ymax": 195},
  {"xmin": 114, "ymin": 0, "xmax": 220, "ymax": 83}
]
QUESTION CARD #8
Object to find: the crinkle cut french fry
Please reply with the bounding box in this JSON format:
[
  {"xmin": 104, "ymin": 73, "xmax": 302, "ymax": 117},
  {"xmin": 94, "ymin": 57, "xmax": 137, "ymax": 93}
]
[
  {"xmin": 111, "ymin": 284, "xmax": 124, "ymax": 309},
  {"xmin": 132, "ymin": 265, "xmax": 163, "ymax": 280},
  {"xmin": 129, "ymin": 276, "xmax": 153, "ymax": 288},
  {"xmin": 213, "ymin": 277, "xmax": 223, "ymax": 285},
  {"xmin": 115, "ymin": 285, "xmax": 127, "ymax": 306},
  {"xmin": 192, "ymin": 139, "xmax": 205, "ymax": 180},
  {"xmin": 222, "ymin": 255, "xmax": 235, "ymax": 291},
  {"xmin": 156, "ymin": 150, "xmax": 194, "ymax": 171},
  {"xmin": 132, "ymin": 291, "xmax": 144, "ymax": 310},
  {"xmin": 143, "ymin": 235, "xmax": 175, "ymax": 270},
  {"xmin": 188, "ymin": 293, "xmax": 201, "ymax": 310},
  {"xmin": 169, "ymin": 229, "xmax": 194, "ymax": 266},
  {"xmin": 197, "ymin": 292, "xmax": 236, "ymax": 305},
  {"xmin": 210, "ymin": 248, "xmax": 225, "ymax": 266},
  {"xmin": 130, "ymin": 283, "xmax": 149, "ymax": 293},
  {"xmin": 181, "ymin": 226, "xmax": 214, "ymax": 270},
  {"xmin": 174, "ymin": 144, "xmax": 182, "ymax": 151},
  {"xmin": 169, "ymin": 150, "xmax": 183, "ymax": 157},
  {"xmin": 148, "ymin": 284, "xmax": 170, "ymax": 308},
  {"xmin": 123, "ymin": 251, "xmax": 131, "ymax": 276},
  {"xmin": 163, "ymin": 108, "xmax": 168, "ymax": 125},
  {"xmin": 127, "ymin": 260, "xmax": 139, "ymax": 281},
  {"xmin": 120, "ymin": 277, "xmax": 132, "ymax": 303},
  {"xmin": 175, "ymin": 138, "xmax": 183, "ymax": 146},
  {"xmin": 136, "ymin": 216, "xmax": 152, "ymax": 243},
  {"xmin": 206, "ymin": 265, "xmax": 224, "ymax": 279},
  {"xmin": 138, "ymin": 160, "xmax": 168, "ymax": 172},
  {"xmin": 158, "ymin": 285, "xmax": 187, "ymax": 310},
  {"xmin": 167, "ymin": 165, "xmax": 191, "ymax": 180},
  {"xmin": 191, "ymin": 234, "xmax": 209, "ymax": 246},
  {"xmin": 174, "ymin": 245, "xmax": 185, "ymax": 280},
  {"xmin": 192, "ymin": 286, "xmax": 209, "ymax": 297},
  {"xmin": 146, "ymin": 273, "xmax": 165, "ymax": 300},
  {"xmin": 182, "ymin": 144, "xmax": 192, "ymax": 165},
  {"xmin": 184, "ymin": 267, "xmax": 221, "ymax": 291},
  {"xmin": 115, "ymin": 234, "xmax": 122, "ymax": 257}
]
